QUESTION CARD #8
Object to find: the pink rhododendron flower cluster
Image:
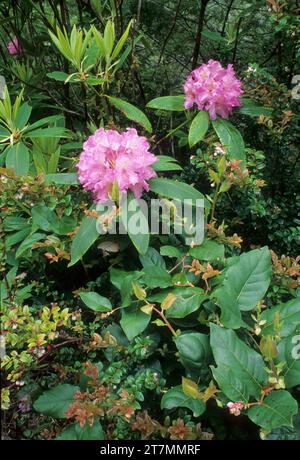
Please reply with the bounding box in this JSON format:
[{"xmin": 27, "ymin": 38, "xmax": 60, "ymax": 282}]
[
  {"xmin": 7, "ymin": 36, "xmax": 20, "ymax": 55},
  {"xmin": 227, "ymin": 401, "xmax": 244, "ymax": 416},
  {"xmin": 77, "ymin": 128, "xmax": 157, "ymax": 203},
  {"xmin": 184, "ymin": 59, "xmax": 243, "ymax": 120}
]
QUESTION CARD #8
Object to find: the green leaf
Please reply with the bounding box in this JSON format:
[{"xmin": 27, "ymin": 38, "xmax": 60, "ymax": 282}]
[
  {"xmin": 139, "ymin": 247, "xmax": 166, "ymax": 269},
  {"xmin": 56, "ymin": 421, "xmax": 104, "ymax": 440},
  {"xmin": 146, "ymin": 95, "xmax": 185, "ymax": 112},
  {"xmin": 44, "ymin": 173, "xmax": 79, "ymax": 185},
  {"xmin": 16, "ymin": 232, "xmax": 46, "ymax": 258},
  {"xmin": 267, "ymin": 413, "xmax": 300, "ymax": 440},
  {"xmin": 149, "ymin": 178, "xmax": 205, "ymax": 202},
  {"xmin": 15, "ymin": 102, "xmax": 32, "ymax": 129},
  {"xmin": 160, "ymin": 246, "xmax": 183, "ymax": 259},
  {"xmin": 261, "ymin": 298, "xmax": 300, "ymax": 338},
  {"xmin": 27, "ymin": 127, "xmax": 70, "ymax": 139},
  {"xmin": 277, "ymin": 331, "xmax": 300, "ymax": 388},
  {"xmin": 111, "ymin": 269, "xmax": 142, "ymax": 308},
  {"xmin": 47, "ymin": 71, "xmax": 69, "ymax": 82},
  {"xmin": 6, "ymin": 227, "xmax": 31, "ymax": 250},
  {"xmin": 161, "ymin": 385, "xmax": 205, "ymax": 417},
  {"xmin": 189, "ymin": 240, "xmax": 224, "ymax": 261},
  {"xmin": 120, "ymin": 194, "xmax": 149, "ymax": 255},
  {"xmin": 108, "ymin": 96, "xmax": 152, "ymax": 133},
  {"xmin": 188, "ymin": 111, "xmax": 210, "ymax": 147},
  {"xmin": 202, "ymin": 29, "xmax": 226, "ymax": 43},
  {"xmin": 153, "ymin": 155, "xmax": 182, "ymax": 172},
  {"xmin": 79, "ymin": 291, "xmax": 112, "ymax": 312},
  {"xmin": 212, "ymin": 118, "xmax": 245, "ymax": 160},
  {"xmin": 142, "ymin": 266, "xmax": 172, "ymax": 289},
  {"xmin": 239, "ymin": 98, "xmax": 273, "ymax": 117},
  {"xmin": 166, "ymin": 287, "xmax": 207, "ymax": 319},
  {"xmin": 25, "ymin": 115, "xmax": 64, "ymax": 133},
  {"xmin": 69, "ymin": 215, "xmax": 99, "ymax": 266},
  {"xmin": 6, "ymin": 143, "xmax": 29, "ymax": 175},
  {"xmin": 216, "ymin": 247, "xmax": 271, "ymax": 313},
  {"xmin": 120, "ymin": 305, "xmax": 151, "ymax": 341},
  {"xmin": 33, "ymin": 384, "xmax": 79, "ymax": 419},
  {"xmin": 111, "ymin": 20, "xmax": 133, "ymax": 60},
  {"xmin": 175, "ymin": 332, "xmax": 212, "ymax": 378},
  {"xmin": 210, "ymin": 324, "xmax": 268, "ymax": 402},
  {"xmin": 248, "ymin": 391, "xmax": 298, "ymax": 430},
  {"xmin": 31, "ymin": 205, "xmax": 59, "ymax": 232}
]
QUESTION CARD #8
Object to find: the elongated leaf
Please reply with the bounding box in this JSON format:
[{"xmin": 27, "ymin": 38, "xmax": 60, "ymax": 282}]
[
  {"xmin": 188, "ymin": 110, "xmax": 210, "ymax": 147},
  {"xmin": 69, "ymin": 215, "xmax": 99, "ymax": 266},
  {"xmin": 239, "ymin": 98, "xmax": 273, "ymax": 117},
  {"xmin": 149, "ymin": 178, "xmax": 205, "ymax": 202},
  {"xmin": 210, "ymin": 324, "xmax": 268, "ymax": 401},
  {"xmin": 212, "ymin": 118, "xmax": 245, "ymax": 160},
  {"xmin": 147, "ymin": 95, "xmax": 185, "ymax": 112},
  {"xmin": 27, "ymin": 127, "xmax": 70, "ymax": 139},
  {"xmin": 5, "ymin": 143, "xmax": 29, "ymax": 175},
  {"xmin": 108, "ymin": 96, "xmax": 152, "ymax": 133},
  {"xmin": 47, "ymin": 71, "xmax": 69, "ymax": 82},
  {"xmin": 15, "ymin": 102, "xmax": 32, "ymax": 129},
  {"xmin": 44, "ymin": 173, "xmax": 79, "ymax": 185},
  {"xmin": 34, "ymin": 384, "xmax": 79, "ymax": 419},
  {"xmin": 120, "ymin": 194, "xmax": 149, "ymax": 255},
  {"xmin": 111, "ymin": 20, "xmax": 133, "ymax": 60},
  {"xmin": 248, "ymin": 391, "xmax": 298, "ymax": 430},
  {"xmin": 16, "ymin": 232, "xmax": 46, "ymax": 258},
  {"xmin": 153, "ymin": 155, "xmax": 182, "ymax": 172}
]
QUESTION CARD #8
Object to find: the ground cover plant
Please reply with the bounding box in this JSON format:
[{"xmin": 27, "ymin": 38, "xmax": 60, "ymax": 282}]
[{"xmin": 0, "ymin": 0, "xmax": 299, "ymax": 441}]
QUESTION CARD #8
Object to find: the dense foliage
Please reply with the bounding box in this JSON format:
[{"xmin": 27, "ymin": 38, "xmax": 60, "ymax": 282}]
[{"xmin": 0, "ymin": 0, "xmax": 299, "ymax": 441}]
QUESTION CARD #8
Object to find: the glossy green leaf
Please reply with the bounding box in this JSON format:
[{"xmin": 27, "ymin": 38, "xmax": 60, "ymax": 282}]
[
  {"xmin": 79, "ymin": 291, "xmax": 112, "ymax": 312},
  {"xmin": 212, "ymin": 118, "xmax": 245, "ymax": 160},
  {"xmin": 248, "ymin": 391, "xmax": 298, "ymax": 430},
  {"xmin": 166, "ymin": 287, "xmax": 207, "ymax": 319},
  {"xmin": 147, "ymin": 95, "xmax": 185, "ymax": 112},
  {"xmin": 210, "ymin": 324, "xmax": 268, "ymax": 402},
  {"xmin": 149, "ymin": 178, "xmax": 205, "ymax": 202},
  {"xmin": 120, "ymin": 305, "xmax": 151, "ymax": 341},
  {"xmin": 69, "ymin": 215, "xmax": 99, "ymax": 266},
  {"xmin": 188, "ymin": 110, "xmax": 210, "ymax": 147},
  {"xmin": 261, "ymin": 298, "xmax": 300, "ymax": 338},
  {"xmin": 108, "ymin": 96, "xmax": 152, "ymax": 133},
  {"xmin": 120, "ymin": 194, "xmax": 149, "ymax": 255}
]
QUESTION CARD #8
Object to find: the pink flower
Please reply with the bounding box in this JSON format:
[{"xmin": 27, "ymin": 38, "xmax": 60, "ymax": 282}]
[
  {"xmin": 7, "ymin": 36, "xmax": 20, "ymax": 55},
  {"xmin": 227, "ymin": 401, "xmax": 244, "ymax": 416},
  {"xmin": 184, "ymin": 60, "xmax": 243, "ymax": 120},
  {"xmin": 77, "ymin": 128, "xmax": 157, "ymax": 203}
]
